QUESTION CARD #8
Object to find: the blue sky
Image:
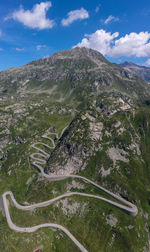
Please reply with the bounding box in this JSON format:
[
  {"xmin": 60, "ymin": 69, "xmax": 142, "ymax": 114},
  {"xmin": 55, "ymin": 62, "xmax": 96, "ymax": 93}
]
[{"xmin": 0, "ymin": 0, "xmax": 150, "ymax": 70}]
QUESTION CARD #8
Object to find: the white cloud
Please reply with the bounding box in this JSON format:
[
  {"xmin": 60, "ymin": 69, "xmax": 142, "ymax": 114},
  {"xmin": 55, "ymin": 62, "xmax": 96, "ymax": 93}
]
[
  {"xmin": 75, "ymin": 29, "xmax": 119, "ymax": 55},
  {"xmin": 6, "ymin": 2, "xmax": 55, "ymax": 30},
  {"xmin": 75, "ymin": 29, "xmax": 150, "ymax": 58},
  {"xmin": 95, "ymin": 5, "xmax": 101, "ymax": 13},
  {"xmin": 110, "ymin": 32, "xmax": 150, "ymax": 57},
  {"xmin": 16, "ymin": 48, "xmax": 24, "ymax": 51},
  {"xmin": 36, "ymin": 44, "xmax": 47, "ymax": 51},
  {"xmin": 104, "ymin": 15, "xmax": 119, "ymax": 24},
  {"xmin": 145, "ymin": 59, "xmax": 150, "ymax": 66},
  {"xmin": 43, "ymin": 55, "xmax": 50, "ymax": 58},
  {"xmin": 0, "ymin": 30, "xmax": 2, "ymax": 36},
  {"xmin": 61, "ymin": 8, "xmax": 89, "ymax": 26},
  {"xmin": 0, "ymin": 48, "xmax": 3, "ymax": 51}
]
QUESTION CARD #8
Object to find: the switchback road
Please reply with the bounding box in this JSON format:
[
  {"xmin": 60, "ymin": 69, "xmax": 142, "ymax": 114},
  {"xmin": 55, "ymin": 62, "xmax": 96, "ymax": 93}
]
[{"xmin": 2, "ymin": 126, "xmax": 138, "ymax": 252}]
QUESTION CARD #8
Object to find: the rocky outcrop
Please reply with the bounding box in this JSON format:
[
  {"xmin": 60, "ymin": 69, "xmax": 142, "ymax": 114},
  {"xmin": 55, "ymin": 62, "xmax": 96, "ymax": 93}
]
[{"xmin": 46, "ymin": 94, "xmax": 143, "ymax": 180}]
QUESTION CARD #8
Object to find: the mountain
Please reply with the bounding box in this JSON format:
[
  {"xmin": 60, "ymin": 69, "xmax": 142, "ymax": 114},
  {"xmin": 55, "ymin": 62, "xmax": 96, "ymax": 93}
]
[
  {"xmin": 0, "ymin": 47, "xmax": 150, "ymax": 252},
  {"xmin": 119, "ymin": 61, "xmax": 150, "ymax": 83},
  {"xmin": 0, "ymin": 47, "xmax": 149, "ymax": 103}
]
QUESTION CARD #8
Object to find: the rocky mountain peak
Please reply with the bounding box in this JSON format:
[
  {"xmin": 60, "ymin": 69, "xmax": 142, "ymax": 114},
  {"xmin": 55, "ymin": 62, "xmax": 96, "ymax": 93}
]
[
  {"xmin": 29, "ymin": 47, "xmax": 108, "ymax": 67},
  {"xmin": 53, "ymin": 47, "xmax": 107, "ymax": 61},
  {"xmin": 0, "ymin": 47, "xmax": 150, "ymax": 102},
  {"xmin": 119, "ymin": 61, "xmax": 150, "ymax": 82},
  {"xmin": 119, "ymin": 61, "xmax": 138, "ymax": 68}
]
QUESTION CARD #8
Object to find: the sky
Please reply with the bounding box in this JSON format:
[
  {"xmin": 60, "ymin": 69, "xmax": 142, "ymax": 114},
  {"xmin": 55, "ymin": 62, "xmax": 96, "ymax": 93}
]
[{"xmin": 0, "ymin": 0, "xmax": 150, "ymax": 70}]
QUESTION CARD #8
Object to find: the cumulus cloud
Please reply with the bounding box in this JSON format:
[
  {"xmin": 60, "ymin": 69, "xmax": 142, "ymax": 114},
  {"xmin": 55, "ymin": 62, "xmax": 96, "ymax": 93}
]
[
  {"xmin": 6, "ymin": 2, "xmax": 55, "ymax": 30},
  {"xmin": 36, "ymin": 45, "xmax": 47, "ymax": 51},
  {"xmin": 110, "ymin": 32, "xmax": 150, "ymax": 57},
  {"xmin": 75, "ymin": 29, "xmax": 150, "ymax": 58},
  {"xmin": 75, "ymin": 29, "xmax": 119, "ymax": 55},
  {"xmin": 104, "ymin": 15, "xmax": 119, "ymax": 24},
  {"xmin": 61, "ymin": 8, "xmax": 89, "ymax": 26},
  {"xmin": 145, "ymin": 59, "xmax": 150, "ymax": 66},
  {"xmin": 16, "ymin": 48, "xmax": 24, "ymax": 51},
  {"xmin": 43, "ymin": 55, "xmax": 50, "ymax": 58}
]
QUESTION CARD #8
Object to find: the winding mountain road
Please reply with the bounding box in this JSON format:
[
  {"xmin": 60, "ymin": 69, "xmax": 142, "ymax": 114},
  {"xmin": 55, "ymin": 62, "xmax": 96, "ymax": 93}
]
[{"xmin": 2, "ymin": 127, "xmax": 138, "ymax": 252}]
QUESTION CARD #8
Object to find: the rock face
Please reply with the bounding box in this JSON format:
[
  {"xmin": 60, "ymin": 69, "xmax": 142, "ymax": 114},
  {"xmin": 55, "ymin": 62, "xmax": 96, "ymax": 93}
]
[{"xmin": 119, "ymin": 61, "xmax": 150, "ymax": 83}]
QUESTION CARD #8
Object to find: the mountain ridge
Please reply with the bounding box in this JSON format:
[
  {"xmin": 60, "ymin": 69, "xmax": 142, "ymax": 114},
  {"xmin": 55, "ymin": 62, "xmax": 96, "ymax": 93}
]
[
  {"xmin": 119, "ymin": 61, "xmax": 150, "ymax": 82},
  {"xmin": 0, "ymin": 47, "xmax": 149, "ymax": 104}
]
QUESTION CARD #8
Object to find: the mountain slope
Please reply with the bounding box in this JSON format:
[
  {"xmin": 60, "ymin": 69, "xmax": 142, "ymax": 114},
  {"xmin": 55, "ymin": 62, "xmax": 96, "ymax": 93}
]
[
  {"xmin": 119, "ymin": 61, "xmax": 150, "ymax": 83},
  {"xmin": 0, "ymin": 48, "xmax": 150, "ymax": 252},
  {"xmin": 45, "ymin": 95, "xmax": 150, "ymax": 251},
  {"xmin": 0, "ymin": 47, "xmax": 149, "ymax": 103}
]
